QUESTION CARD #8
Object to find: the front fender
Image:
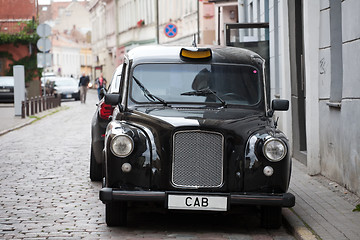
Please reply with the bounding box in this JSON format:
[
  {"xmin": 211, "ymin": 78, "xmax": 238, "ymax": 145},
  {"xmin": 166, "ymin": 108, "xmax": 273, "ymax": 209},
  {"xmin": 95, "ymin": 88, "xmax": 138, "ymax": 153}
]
[
  {"xmin": 244, "ymin": 131, "xmax": 291, "ymax": 193},
  {"xmin": 104, "ymin": 121, "xmax": 152, "ymax": 189}
]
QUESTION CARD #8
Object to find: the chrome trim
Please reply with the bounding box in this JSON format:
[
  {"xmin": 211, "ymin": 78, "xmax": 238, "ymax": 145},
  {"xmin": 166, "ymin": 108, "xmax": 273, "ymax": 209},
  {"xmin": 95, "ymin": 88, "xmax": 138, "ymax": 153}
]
[
  {"xmin": 171, "ymin": 130, "xmax": 224, "ymax": 189},
  {"xmin": 110, "ymin": 134, "xmax": 134, "ymax": 157},
  {"xmin": 262, "ymin": 137, "xmax": 287, "ymax": 162}
]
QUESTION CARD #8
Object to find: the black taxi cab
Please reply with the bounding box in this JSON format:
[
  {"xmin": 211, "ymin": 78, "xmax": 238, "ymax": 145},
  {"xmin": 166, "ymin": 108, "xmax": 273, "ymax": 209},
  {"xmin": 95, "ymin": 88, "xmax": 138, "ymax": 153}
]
[{"xmin": 100, "ymin": 45, "xmax": 295, "ymax": 228}]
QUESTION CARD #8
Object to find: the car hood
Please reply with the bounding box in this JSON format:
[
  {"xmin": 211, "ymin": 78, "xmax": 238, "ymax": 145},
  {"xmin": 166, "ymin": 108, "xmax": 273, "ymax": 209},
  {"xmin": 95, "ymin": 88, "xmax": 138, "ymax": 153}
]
[{"xmin": 127, "ymin": 105, "xmax": 268, "ymax": 135}]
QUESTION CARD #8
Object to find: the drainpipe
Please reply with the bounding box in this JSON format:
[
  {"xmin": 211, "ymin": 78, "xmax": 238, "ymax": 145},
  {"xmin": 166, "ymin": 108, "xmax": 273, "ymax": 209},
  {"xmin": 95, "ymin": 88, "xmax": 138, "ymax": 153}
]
[
  {"xmin": 238, "ymin": 0, "xmax": 246, "ymax": 23},
  {"xmin": 115, "ymin": 0, "xmax": 119, "ymax": 64},
  {"xmin": 217, "ymin": 7, "xmax": 220, "ymax": 45}
]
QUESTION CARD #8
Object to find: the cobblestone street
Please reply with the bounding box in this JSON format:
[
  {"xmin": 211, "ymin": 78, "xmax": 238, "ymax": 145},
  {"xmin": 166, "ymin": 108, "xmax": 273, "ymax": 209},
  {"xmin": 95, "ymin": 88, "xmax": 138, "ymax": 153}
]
[{"xmin": 0, "ymin": 90, "xmax": 294, "ymax": 239}]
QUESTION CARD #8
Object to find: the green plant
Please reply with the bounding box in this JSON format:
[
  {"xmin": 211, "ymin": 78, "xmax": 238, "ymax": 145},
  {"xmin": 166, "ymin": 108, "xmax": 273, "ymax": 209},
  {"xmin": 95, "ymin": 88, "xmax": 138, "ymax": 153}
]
[
  {"xmin": 0, "ymin": 20, "xmax": 42, "ymax": 82},
  {"xmin": 0, "ymin": 20, "xmax": 40, "ymax": 45},
  {"xmin": 1, "ymin": 50, "xmax": 42, "ymax": 82},
  {"xmin": 353, "ymin": 204, "xmax": 360, "ymax": 212}
]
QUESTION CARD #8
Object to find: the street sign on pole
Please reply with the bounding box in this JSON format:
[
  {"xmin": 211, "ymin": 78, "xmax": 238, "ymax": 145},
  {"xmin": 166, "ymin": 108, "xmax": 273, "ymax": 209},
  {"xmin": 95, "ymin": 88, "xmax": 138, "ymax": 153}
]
[
  {"xmin": 36, "ymin": 37, "xmax": 52, "ymax": 52},
  {"xmin": 36, "ymin": 23, "xmax": 51, "ymax": 38},
  {"xmin": 37, "ymin": 53, "xmax": 52, "ymax": 68},
  {"xmin": 164, "ymin": 23, "xmax": 178, "ymax": 38},
  {"xmin": 36, "ymin": 23, "xmax": 52, "ymax": 97}
]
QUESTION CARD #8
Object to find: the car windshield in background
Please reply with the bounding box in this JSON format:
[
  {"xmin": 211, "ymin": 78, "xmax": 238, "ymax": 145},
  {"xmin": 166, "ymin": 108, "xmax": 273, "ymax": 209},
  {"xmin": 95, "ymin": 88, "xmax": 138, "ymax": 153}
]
[
  {"xmin": 108, "ymin": 75, "xmax": 121, "ymax": 93},
  {"xmin": 0, "ymin": 77, "xmax": 14, "ymax": 86},
  {"xmin": 130, "ymin": 63, "xmax": 261, "ymax": 106}
]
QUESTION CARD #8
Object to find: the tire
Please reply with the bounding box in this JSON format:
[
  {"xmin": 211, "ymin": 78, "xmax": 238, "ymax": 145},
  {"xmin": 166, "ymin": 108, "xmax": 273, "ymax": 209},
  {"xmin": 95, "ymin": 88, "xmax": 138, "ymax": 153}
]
[
  {"xmin": 90, "ymin": 146, "xmax": 102, "ymax": 181},
  {"xmin": 105, "ymin": 202, "xmax": 128, "ymax": 227},
  {"xmin": 261, "ymin": 206, "xmax": 282, "ymax": 229}
]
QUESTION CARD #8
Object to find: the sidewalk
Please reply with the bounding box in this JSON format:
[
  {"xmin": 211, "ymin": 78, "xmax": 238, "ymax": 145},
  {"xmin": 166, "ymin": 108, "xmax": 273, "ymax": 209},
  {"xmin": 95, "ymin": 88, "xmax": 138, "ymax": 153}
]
[
  {"xmin": 285, "ymin": 160, "xmax": 360, "ymax": 240},
  {"xmin": 1, "ymin": 103, "xmax": 359, "ymax": 240},
  {"xmin": 0, "ymin": 104, "xmax": 34, "ymax": 136},
  {"xmin": 0, "ymin": 103, "xmax": 65, "ymax": 136}
]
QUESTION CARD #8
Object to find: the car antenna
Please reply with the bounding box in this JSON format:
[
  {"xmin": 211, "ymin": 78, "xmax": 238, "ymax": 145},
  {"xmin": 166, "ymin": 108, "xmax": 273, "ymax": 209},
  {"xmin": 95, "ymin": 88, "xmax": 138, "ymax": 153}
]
[{"xmin": 192, "ymin": 34, "xmax": 197, "ymax": 47}]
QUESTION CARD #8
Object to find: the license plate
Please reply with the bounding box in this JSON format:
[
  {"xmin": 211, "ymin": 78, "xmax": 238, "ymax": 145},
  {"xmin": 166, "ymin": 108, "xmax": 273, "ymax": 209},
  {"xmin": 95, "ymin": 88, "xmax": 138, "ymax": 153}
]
[
  {"xmin": 0, "ymin": 89, "xmax": 10, "ymax": 92},
  {"xmin": 66, "ymin": 94, "xmax": 72, "ymax": 98},
  {"xmin": 168, "ymin": 194, "xmax": 228, "ymax": 211}
]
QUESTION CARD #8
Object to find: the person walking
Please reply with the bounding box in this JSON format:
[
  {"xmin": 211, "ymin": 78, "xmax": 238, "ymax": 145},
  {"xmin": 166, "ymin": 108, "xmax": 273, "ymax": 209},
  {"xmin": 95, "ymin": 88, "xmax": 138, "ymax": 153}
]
[
  {"xmin": 95, "ymin": 73, "xmax": 107, "ymax": 100},
  {"xmin": 79, "ymin": 73, "xmax": 90, "ymax": 103}
]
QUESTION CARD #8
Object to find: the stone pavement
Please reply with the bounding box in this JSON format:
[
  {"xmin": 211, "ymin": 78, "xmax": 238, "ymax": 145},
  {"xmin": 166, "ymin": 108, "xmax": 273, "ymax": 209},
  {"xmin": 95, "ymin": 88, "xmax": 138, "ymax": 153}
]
[
  {"xmin": 0, "ymin": 103, "xmax": 34, "ymax": 136},
  {"xmin": 286, "ymin": 160, "xmax": 360, "ymax": 240},
  {"xmin": 1, "ymin": 91, "xmax": 360, "ymax": 240}
]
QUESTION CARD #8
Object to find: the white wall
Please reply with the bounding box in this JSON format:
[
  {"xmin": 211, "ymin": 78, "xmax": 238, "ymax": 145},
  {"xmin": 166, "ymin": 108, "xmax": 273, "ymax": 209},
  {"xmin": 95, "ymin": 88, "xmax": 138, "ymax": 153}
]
[
  {"xmin": 52, "ymin": 46, "xmax": 80, "ymax": 77},
  {"xmin": 303, "ymin": 0, "xmax": 321, "ymax": 175},
  {"xmin": 158, "ymin": 0, "xmax": 198, "ymax": 44},
  {"xmin": 305, "ymin": 0, "xmax": 360, "ymax": 195}
]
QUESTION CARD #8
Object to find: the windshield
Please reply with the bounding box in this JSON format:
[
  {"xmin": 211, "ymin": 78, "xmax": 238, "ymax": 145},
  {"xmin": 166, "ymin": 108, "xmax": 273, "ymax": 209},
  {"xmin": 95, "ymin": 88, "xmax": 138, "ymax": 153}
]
[
  {"xmin": 130, "ymin": 63, "xmax": 262, "ymax": 106},
  {"xmin": 0, "ymin": 77, "xmax": 14, "ymax": 86}
]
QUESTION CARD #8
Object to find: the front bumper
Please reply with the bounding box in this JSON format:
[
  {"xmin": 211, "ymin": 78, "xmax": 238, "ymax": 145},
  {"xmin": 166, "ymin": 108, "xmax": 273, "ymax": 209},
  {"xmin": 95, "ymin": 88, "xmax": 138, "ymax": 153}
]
[{"xmin": 99, "ymin": 188, "xmax": 295, "ymax": 207}]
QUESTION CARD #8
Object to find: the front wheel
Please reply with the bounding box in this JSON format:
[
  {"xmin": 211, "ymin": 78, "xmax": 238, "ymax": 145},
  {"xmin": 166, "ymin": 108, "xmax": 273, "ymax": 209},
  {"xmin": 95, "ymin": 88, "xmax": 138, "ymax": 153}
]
[
  {"xmin": 90, "ymin": 146, "xmax": 102, "ymax": 181},
  {"xmin": 105, "ymin": 202, "xmax": 128, "ymax": 227},
  {"xmin": 261, "ymin": 206, "xmax": 282, "ymax": 229}
]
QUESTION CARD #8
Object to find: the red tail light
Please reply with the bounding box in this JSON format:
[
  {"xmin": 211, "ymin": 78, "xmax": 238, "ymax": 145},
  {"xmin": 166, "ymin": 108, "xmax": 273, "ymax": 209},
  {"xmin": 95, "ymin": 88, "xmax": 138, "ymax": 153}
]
[{"xmin": 99, "ymin": 102, "xmax": 115, "ymax": 120}]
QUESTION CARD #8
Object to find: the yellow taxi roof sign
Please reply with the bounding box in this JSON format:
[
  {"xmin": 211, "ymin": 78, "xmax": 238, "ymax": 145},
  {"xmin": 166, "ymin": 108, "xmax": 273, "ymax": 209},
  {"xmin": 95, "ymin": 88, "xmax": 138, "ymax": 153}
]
[{"xmin": 180, "ymin": 48, "xmax": 212, "ymax": 61}]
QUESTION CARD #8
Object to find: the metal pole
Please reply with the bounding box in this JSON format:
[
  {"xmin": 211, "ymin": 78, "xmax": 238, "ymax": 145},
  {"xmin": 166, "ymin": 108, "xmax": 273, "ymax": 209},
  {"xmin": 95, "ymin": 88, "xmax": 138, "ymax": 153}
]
[
  {"xmin": 43, "ymin": 24, "xmax": 46, "ymax": 98},
  {"xmin": 197, "ymin": 0, "xmax": 200, "ymax": 44},
  {"xmin": 156, "ymin": 0, "xmax": 159, "ymax": 44},
  {"xmin": 217, "ymin": 7, "xmax": 221, "ymax": 45}
]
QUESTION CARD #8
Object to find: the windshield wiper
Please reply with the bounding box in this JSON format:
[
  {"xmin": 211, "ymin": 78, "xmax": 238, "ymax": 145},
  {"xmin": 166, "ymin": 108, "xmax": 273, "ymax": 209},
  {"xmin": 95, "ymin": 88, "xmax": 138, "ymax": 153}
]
[
  {"xmin": 181, "ymin": 87, "xmax": 227, "ymax": 108},
  {"xmin": 133, "ymin": 76, "xmax": 168, "ymax": 106}
]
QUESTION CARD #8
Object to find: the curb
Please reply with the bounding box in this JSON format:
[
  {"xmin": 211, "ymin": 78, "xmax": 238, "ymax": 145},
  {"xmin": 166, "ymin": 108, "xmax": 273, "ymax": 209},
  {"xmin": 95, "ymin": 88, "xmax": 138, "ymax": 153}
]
[
  {"xmin": 0, "ymin": 106, "xmax": 68, "ymax": 137},
  {"xmin": 282, "ymin": 208, "xmax": 319, "ymax": 240},
  {"xmin": 0, "ymin": 119, "xmax": 34, "ymax": 137}
]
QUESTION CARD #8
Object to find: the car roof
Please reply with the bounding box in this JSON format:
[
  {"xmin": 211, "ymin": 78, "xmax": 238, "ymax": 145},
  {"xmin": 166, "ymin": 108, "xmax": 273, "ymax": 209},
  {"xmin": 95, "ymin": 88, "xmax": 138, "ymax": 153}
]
[{"xmin": 127, "ymin": 45, "xmax": 264, "ymax": 67}]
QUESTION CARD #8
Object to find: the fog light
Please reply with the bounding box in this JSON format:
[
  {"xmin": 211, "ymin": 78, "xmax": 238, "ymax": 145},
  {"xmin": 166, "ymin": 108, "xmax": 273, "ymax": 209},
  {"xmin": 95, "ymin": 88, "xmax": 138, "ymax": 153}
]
[
  {"xmin": 263, "ymin": 166, "xmax": 274, "ymax": 177},
  {"xmin": 122, "ymin": 163, "xmax": 132, "ymax": 173}
]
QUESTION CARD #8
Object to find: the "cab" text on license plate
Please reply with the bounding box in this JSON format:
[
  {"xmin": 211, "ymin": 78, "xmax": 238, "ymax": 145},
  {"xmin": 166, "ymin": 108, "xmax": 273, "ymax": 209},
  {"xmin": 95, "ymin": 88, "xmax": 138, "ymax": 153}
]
[{"xmin": 168, "ymin": 194, "xmax": 227, "ymax": 211}]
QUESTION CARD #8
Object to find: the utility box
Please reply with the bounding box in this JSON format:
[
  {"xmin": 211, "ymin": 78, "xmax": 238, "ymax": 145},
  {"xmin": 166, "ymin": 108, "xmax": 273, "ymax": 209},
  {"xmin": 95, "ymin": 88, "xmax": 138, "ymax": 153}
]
[{"xmin": 13, "ymin": 65, "xmax": 26, "ymax": 116}]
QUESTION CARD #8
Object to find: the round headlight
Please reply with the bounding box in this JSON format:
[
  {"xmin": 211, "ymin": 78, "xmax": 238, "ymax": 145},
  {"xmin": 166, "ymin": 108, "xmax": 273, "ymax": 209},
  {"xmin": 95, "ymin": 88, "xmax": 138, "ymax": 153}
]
[
  {"xmin": 262, "ymin": 138, "xmax": 287, "ymax": 162},
  {"xmin": 110, "ymin": 134, "xmax": 134, "ymax": 157}
]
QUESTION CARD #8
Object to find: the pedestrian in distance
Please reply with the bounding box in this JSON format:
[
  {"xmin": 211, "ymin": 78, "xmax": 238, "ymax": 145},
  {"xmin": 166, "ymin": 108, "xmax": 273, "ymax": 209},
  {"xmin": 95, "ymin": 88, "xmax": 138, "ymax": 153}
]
[
  {"xmin": 95, "ymin": 73, "xmax": 107, "ymax": 100},
  {"xmin": 79, "ymin": 73, "xmax": 90, "ymax": 103}
]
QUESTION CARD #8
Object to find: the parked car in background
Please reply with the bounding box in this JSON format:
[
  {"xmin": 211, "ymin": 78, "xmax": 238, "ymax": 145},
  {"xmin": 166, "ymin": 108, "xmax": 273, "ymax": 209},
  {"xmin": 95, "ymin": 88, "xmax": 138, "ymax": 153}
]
[
  {"xmin": 53, "ymin": 77, "xmax": 80, "ymax": 100},
  {"xmin": 99, "ymin": 45, "xmax": 294, "ymax": 228},
  {"xmin": 0, "ymin": 76, "xmax": 14, "ymax": 103},
  {"xmin": 90, "ymin": 65, "xmax": 123, "ymax": 181}
]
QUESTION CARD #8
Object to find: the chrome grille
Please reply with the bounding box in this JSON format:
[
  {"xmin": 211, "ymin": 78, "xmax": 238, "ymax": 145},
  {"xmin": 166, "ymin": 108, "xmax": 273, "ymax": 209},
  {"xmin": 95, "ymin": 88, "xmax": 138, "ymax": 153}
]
[{"xmin": 172, "ymin": 130, "xmax": 224, "ymax": 188}]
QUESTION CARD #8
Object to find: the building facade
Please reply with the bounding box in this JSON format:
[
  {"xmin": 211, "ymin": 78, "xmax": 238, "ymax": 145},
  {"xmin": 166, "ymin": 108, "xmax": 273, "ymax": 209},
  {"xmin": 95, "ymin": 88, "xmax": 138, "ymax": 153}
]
[
  {"xmin": 90, "ymin": 0, "xmax": 217, "ymax": 82},
  {"xmin": 301, "ymin": 0, "xmax": 360, "ymax": 195},
  {"xmin": 0, "ymin": 0, "xmax": 40, "ymax": 96},
  {"xmin": 214, "ymin": 0, "xmax": 360, "ymax": 196},
  {"xmin": 39, "ymin": 1, "xmax": 92, "ymax": 79}
]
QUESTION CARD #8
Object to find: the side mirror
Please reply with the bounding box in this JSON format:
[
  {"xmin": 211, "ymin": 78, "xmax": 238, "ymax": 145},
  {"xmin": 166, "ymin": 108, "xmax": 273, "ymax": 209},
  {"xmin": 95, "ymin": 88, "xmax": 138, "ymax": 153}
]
[
  {"xmin": 99, "ymin": 88, "xmax": 106, "ymax": 99},
  {"xmin": 272, "ymin": 99, "xmax": 289, "ymax": 111},
  {"xmin": 104, "ymin": 93, "xmax": 120, "ymax": 105}
]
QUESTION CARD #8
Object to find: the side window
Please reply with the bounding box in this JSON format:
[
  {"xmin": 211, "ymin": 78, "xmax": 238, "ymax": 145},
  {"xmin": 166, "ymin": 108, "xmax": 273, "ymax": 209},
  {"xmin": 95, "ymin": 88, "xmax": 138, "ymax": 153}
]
[
  {"xmin": 119, "ymin": 62, "xmax": 128, "ymax": 107},
  {"xmin": 119, "ymin": 63, "xmax": 126, "ymax": 95}
]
